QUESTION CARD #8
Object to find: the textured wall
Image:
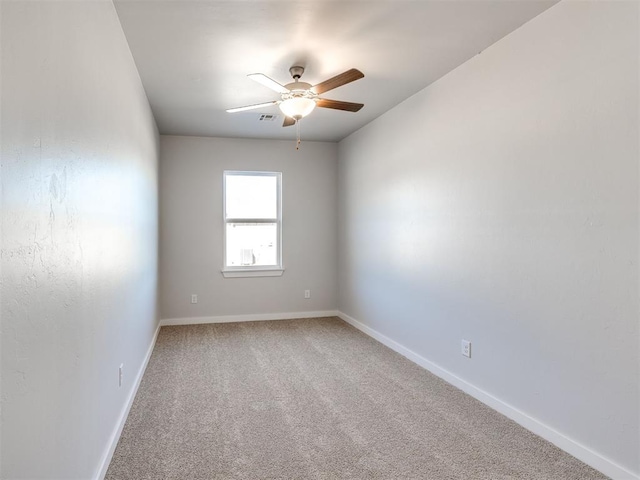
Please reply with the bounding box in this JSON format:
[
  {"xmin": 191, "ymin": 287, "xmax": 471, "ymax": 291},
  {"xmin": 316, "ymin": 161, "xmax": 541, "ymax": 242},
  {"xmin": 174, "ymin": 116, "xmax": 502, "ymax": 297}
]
[
  {"xmin": 1, "ymin": 1, "xmax": 159, "ymax": 478},
  {"xmin": 338, "ymin": 1, "xmax": 638, "ymax": 476},
  {"xmin": 159, "ymin": 135, "xmax": 338, "ymax": 320}
]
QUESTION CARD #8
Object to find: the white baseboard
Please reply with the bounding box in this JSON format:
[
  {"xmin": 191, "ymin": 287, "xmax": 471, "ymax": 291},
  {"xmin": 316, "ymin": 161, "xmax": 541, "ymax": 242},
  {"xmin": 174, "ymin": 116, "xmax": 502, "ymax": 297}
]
[
  {"xmin": 94, "ymin": 322, "xmax": 161, "ymax": 480},
  {"xmin": 337, "ymin": 311, "xmax": 638, "ymax": 480},
  {"xmin": 160, "ymin": 310, "xmax": 339, "ymax": 326}
]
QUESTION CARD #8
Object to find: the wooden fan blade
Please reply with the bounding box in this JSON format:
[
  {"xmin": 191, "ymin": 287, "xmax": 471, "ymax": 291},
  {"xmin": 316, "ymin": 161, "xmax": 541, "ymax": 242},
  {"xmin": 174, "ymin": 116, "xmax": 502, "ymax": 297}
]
[
  {"xmin": 226, "ymin": 101, "xmax": 278, "ymax": 113},
  {"xmin": 311, "ymin": 68, "xmax": 364, "ymax": 95},
  {"xmin": 248, "ymin": 73, "xmax": 290, "ymax": 93},
  {"xmin": 316, "ymin": 98, "xmax": 364, "ymax": 112},
  {"xmin": 283, "ymin": 116, "xmax": 296, "ymax": 127}
]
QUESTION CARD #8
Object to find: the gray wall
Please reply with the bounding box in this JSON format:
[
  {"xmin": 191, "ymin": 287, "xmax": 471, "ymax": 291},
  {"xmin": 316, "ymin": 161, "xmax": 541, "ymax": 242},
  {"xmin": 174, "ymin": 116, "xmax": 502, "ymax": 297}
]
[
  {"xmin": 337, "ymin": 1, "xmax": 638, "ymax": 477},
  {"xmin": 159, "ymin": 135, "xmax": 338, "ymax": 320},
  {"xmin": 0, "ymin": 1, "xmax": 159, "ymax": 478}
]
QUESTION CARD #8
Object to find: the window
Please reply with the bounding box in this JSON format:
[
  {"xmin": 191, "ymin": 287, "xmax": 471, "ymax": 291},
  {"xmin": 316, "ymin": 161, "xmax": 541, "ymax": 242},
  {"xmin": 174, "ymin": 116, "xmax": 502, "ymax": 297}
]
[{"xmin": 222, "ymin": 171, "xmax": 283, "ymax": 277}]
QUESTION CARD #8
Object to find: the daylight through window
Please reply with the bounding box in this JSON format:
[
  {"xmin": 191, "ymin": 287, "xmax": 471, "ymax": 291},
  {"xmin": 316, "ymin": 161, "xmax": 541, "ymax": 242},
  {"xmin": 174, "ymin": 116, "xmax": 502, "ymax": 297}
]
[{"xmin": 223, "ymin": 171, "xmax": 282, "ymax": 273}]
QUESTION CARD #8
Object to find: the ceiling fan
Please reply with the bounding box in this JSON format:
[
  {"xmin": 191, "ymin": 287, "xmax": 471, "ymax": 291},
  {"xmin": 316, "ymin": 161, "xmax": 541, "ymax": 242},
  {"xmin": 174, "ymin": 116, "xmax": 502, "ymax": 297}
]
[{"xmin": 226, "ymin": 66, "xmax": 365, "ymax": 132}]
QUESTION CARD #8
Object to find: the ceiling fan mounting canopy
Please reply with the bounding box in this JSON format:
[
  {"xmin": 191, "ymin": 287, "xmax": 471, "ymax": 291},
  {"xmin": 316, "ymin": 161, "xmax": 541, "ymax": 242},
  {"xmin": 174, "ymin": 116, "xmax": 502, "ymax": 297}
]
[
  {"xmin": 226, "ymin": 65, "xmax": 365, "ymax": 127},
  {"xmin": 289, "ymin": 66, "xmax": 305, "ymax": 80}
]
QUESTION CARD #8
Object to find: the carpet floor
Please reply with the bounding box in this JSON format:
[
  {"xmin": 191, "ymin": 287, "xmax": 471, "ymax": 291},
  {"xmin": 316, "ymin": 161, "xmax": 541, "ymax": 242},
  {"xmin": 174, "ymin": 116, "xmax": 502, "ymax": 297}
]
[{"xmin": 106, "ymin": 317, "xmax": 607, "ymax": 479}]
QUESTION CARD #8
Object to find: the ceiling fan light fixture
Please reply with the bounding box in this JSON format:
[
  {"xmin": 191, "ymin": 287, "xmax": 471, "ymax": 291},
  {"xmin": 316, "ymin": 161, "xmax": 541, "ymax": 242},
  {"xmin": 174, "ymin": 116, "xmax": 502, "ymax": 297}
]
[
  {"xmin": 228, "ymin": 68, "xmax": 365, "ymax": 144},
  {"xmin": 279, "ymin": 97, "xmax": 316, "ymax": 120}
]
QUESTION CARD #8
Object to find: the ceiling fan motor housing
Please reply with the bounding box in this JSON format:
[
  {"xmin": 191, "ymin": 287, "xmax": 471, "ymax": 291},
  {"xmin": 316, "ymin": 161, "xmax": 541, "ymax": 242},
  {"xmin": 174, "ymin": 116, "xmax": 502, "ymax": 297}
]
[{"xmin": 283, "ymin": 82, "xmax": 313, "ymax": 96}]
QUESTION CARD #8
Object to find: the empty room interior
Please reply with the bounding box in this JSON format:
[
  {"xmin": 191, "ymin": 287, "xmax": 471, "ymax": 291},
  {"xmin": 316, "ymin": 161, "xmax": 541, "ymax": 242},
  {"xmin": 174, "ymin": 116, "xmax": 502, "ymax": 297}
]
[{"xmin": 1, "ymin": 0, "xmax": 639, "ymax": 479}]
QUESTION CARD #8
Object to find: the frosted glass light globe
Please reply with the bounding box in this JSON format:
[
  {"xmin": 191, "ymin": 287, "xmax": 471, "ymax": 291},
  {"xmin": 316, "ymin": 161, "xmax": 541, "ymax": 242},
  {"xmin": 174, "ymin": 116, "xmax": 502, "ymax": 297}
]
[{"xmin": 279, "ymin": 97, "xmax": 316, "ymax": 120}]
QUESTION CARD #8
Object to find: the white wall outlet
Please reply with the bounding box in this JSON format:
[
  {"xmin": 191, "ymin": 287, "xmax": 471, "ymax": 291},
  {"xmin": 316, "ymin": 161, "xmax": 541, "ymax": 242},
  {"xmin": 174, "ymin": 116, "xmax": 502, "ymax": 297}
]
[
  {"xmin": 118, "ymin": 364, "xmax": 124, "ymax": 387},
  {"xmin": 191, "ymin": 294, "xmax": 198, "ymax": 304},
  {"xmin": 304, "ymin": 289, "xmax": 311, "ymax": 299},
  {"xmin": 461, "ymin": 340, "xmax": 471, "ymax": 358}
]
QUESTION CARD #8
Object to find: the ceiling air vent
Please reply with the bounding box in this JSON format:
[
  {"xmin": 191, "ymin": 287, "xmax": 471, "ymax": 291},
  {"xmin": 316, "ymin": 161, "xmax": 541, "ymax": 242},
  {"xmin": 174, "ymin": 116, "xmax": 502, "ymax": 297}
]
[{"xmin": 257, "ymin": 113, "xmax": 279, "ymax": 122}]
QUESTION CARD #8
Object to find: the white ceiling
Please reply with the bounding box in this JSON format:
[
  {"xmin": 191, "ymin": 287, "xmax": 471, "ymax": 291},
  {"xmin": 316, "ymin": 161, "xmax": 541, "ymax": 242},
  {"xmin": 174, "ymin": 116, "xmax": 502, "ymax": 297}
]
[{"xmin": 114, "ymin": 0, "xmax": 558, "ymax": 142}]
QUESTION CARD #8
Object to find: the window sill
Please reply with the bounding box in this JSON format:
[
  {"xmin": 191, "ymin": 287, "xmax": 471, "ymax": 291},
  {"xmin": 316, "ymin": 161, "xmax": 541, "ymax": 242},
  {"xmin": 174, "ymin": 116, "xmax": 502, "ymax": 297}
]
[{"xmin": 221, "ymin": 268, "xmax": 285, "ymax": 278}]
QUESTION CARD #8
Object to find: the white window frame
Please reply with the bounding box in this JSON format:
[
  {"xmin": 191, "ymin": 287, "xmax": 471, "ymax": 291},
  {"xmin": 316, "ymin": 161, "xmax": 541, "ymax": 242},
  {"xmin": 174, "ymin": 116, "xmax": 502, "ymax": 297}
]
[{"xmin": 221, "ymin": 170, "xmax": 284, "ymax": 278}]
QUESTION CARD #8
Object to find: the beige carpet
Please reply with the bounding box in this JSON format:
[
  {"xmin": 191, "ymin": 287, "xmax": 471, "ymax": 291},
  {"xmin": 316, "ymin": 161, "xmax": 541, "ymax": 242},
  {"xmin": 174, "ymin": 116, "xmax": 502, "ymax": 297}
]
[{"xmin": 106, "ymin": 317, "xmax": 607, "ymax": 479}]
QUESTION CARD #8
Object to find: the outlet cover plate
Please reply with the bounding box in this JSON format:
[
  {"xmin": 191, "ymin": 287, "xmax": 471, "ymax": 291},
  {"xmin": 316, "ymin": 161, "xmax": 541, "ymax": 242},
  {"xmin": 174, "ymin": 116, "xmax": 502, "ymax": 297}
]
[{"xmin": 461, "ymin": 340, "xmax": 471, "ymax": 358}]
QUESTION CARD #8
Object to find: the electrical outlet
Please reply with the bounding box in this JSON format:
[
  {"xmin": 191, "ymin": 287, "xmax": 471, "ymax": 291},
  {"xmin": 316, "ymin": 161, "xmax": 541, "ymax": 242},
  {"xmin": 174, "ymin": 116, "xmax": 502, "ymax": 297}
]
[
  {"xmin": 191, "ymin": 294, "xmax": 198, "ymax": 304},
  {"xmin": 304, "ymin": 290, "xmax": 311, "ymax": 299},
  {"xmin": 119, "ymin": 364, "xmax": 124, "ymax": 387},
  {"xmin": 461, "ymin": 340, "xmax": 471, "ymax": 358}
]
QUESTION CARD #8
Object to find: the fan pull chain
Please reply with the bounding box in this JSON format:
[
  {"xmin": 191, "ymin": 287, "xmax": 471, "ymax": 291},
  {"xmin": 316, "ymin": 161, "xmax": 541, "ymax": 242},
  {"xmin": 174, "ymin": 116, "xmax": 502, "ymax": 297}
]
[{"xmin": 295, "ymin": 118, "xmax": 301, "ymax": 150}]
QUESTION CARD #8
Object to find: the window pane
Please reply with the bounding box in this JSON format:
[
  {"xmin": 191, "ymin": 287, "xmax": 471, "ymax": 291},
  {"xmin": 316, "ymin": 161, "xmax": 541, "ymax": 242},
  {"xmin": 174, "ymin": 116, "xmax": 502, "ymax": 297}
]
[
  {"xmin": 226, "ymin": 223, "xmax": 277, "ymax": 267},
  {"xmin": 226, "ymin": 175, "xmax": 277, "ymax": 219}
]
